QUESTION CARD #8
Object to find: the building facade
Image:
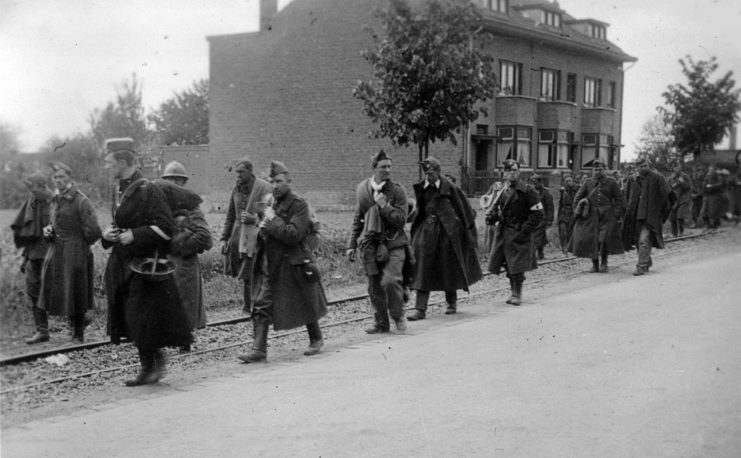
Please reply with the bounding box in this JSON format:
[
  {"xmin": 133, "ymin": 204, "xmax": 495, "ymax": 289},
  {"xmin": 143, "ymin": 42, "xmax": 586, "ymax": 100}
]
[{"xmin": 208, "ymin": 0, "xmax": 636, "ymax": 201}]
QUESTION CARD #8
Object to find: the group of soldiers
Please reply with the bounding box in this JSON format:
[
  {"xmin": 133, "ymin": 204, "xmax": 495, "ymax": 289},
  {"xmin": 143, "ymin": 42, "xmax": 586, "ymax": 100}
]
[{"xmin": 10, "ymin": 144, "xmax": 737, "ymax": 386}]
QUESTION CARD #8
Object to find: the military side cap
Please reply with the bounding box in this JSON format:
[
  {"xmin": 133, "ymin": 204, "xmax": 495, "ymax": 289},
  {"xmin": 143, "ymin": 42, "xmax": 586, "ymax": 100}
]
[
  {"xmin": 269, "ymin": 160, "xmax": 289, "ymax": 177},
  {"xmin": 583, "ymin": 158, "xmax": 606, "ymax": 168},
  {"xmin": 23, "ymin": 172, "xmax": 47, "ymax": 187},
  {"xmin": 371, "ymin": 150, "xmax": 391, "ymax": 167},
  {"xmin": 502, "ymin": 159, "xmax": 519, "ymax": 170},
  {"xmin": 420, "ymin": 156, "xmax": 441, "ymax": 171},
  {"xmin": 104, "ymin": 137, "xmax": 135, "ymax": 154},
  {"xmin": 50, "ymin": 161, "xmax": 72, "ymax": 175},
  {"xmin": 634, "ymin": 157, "xmax": 647, "ymax": 166}
]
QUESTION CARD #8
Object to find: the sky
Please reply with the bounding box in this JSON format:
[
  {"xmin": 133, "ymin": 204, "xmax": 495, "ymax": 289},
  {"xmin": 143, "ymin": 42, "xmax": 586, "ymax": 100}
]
[{"xmin": 1, "ymin": 0, "xmax": 740, "ymax": 159}]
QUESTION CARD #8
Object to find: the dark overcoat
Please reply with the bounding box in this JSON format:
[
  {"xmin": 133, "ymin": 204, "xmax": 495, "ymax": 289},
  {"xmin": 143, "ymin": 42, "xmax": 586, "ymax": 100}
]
[
  {"xmin": 258, "ymin": 191, "xmax": 328, "ymax": 331},
  {"xmin": 669, "ymin": 171, "xmax": 692, "ymax": 221},
  {"xmin": 39, "ymin": 186, "xmax": 101, "ymax": 317},
  {"xmin": 410, "ymin": 177, "xmax": 482, "ymax": 292},
  {"xmin": 221, "ymin": 176, "xmax": 273, "ymax": 277},
  {"xmin": 701, "ymin": 171, "xmax": 728, "ymax": 222},
  {"xmin": 103, "ymin": 172, "xmax": 191, "ymax": 349},
  {"xmin": 569, "ymin": 176, "xmax": 626, "ymax": 259},
  {"xmin": 170, "ymin": 208, "xmax": 213, "ymax": 330},
  {"xmin": 532, "ymin": 186, "xmax": 554, "ymax": 250},
  {"xmin": 487, "ymin": 180, "xmax": 543, "ymax": 276},
  {"xmin": 622, "ymin": 170, "xmax": 672, "ymax": 251}
]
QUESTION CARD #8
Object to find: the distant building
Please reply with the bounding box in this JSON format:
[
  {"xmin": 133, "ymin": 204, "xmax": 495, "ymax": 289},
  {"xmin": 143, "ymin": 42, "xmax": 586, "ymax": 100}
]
[{"xmin": 208, "ymin": 0, "xmax": 636, "ymax": 201}]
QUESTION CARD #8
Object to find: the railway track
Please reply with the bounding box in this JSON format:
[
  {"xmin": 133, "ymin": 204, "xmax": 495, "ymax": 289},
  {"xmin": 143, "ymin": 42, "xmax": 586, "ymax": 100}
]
[{"xmin": 0, "ymin": 230, "xmax": 714, "ymax": 395}]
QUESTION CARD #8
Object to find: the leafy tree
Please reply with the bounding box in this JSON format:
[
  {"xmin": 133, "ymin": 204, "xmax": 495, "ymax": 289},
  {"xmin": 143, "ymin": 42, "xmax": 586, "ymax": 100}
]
[
  {"xmin": 353, "ymin": 0, "xmax": 497, "ymax": 172},
  {"xmin": 89, "ymin": 73, "xmax": 153, "ymax": 154},
  {"xmin": 149, "ymin": 79, "xmax": 209, "ymax": 146},
  {"xmin": 0, "ymin": 122, "xmax": 26, "ymax": 208},
  {"xmin": 40, "ymin": 134, "xmax": 106, "ymax": 199},
  {"xmin": 661, "ymin": 56, "xmax": 741, "ymax": 158},
  {"xmin": 634, "ymin": 112, "xmax": 677, "ymax": 171}
]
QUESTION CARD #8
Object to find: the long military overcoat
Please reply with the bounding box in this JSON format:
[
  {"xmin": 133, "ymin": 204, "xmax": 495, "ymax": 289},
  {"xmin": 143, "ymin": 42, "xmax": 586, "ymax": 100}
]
[
  {"xmin": 622, "ymin": 169, "xmax": 672, "ymax": 251},
  {"xmin": 39, "ymin": 185, "xmax": 101, "ymax": 317},
  {"xmin": 257, "ymin": 191, "xmax": 328, "ymax": 331},
  {"xmin": 701, "ymin": 171, "xmax": 728, "ymax": 222},
  {"xmin": 487, "ymin": 180, "xmax": 543, "ymax": 276},
  {"xmin": 532, "ymin": 186, "xmax": 554, "ymax": 251},
  {"xmin": 669, "ymin": 171, "xmax": 692, "ymax": 221},
  {"xmin": 569, "ymin": 176, "xmax": 626, "ymax": 259},
  {"xmin": 410, "ymin": 177, "xmax": 482, "ymax": 292}
]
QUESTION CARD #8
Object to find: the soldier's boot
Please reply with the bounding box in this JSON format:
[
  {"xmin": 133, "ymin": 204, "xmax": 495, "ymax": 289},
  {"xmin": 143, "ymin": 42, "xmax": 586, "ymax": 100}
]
[
  {"xmin": 148, "ymin": 349, "xmax": 166, "ymax": 383},
  {"xmin": 444, "ymin": 290, "xmax": 457, "ymax": 315},
  {"xmin": 599, "ymin": 254, "xmax": 609, "ymax": 273},
  {"xmin": 237, "ymin": 316, "xmax": 269, "ymax": 363},
  {"xmin": 506, "ymin": 276, "xmax": 517, "ymax": 304},
  {"xmin": 70, "ymin": 313, "xmax": 85, "ymax": 344},
  {"xmin": 365, "ymin": 311, "xmax": 391, "ymax": 333},
  {"xmin": 25, "ymin": 307, "xmax": 50, "ymax": 344},
  {"xmin": 304, "ymin": 321, "xmax": 324, "ymax": 356},
  {"xmin": 510, "ymin": 274, "xmax": 524, "ymax": 306},
  {"xmin": 126, "ymin": 349, "xmax": 158, "ymax": 386},
  {"xmin": 407, "ymin": 290, "xmax": 429, "ymax": 321},
  {"xmin": 590, "ymin": 259, "xmax": 600, "ymax": 273}
]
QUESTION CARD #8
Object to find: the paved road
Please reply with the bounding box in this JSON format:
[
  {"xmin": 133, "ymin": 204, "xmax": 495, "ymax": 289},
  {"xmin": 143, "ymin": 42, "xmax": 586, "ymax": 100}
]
[{"xmin": 3, "ymin": 251, "xmax": 740, "ymax": 457}]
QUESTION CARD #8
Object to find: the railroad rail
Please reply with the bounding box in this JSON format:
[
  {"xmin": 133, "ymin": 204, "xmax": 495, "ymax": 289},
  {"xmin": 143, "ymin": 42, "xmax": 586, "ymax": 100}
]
[{"xmin": 0, "ymin": 230, "xmax": 714, "ymax": 395}]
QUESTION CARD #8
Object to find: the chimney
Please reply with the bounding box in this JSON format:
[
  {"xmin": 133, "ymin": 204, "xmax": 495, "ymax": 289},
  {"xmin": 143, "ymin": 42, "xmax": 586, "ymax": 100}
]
[
  {"xmin": 260, "ymin": 0, "xmax": 278, "ymax": 31},
  {"xmin": 730, "ymin": 125, "xmax": 738, "ymax": 151}
]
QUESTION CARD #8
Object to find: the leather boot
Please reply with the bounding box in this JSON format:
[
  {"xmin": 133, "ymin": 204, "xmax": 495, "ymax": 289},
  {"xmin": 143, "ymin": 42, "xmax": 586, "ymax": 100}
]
[
  {"xmin": 304, "ymin": 321, "xmax": 324, "ymax": 356},
  {"xmin": 444, "ymin": 291, "xmax": 457, "ymax": 314},
  {"xmin": 590, "ymin": 259, "xmax": 599, "ymax": 273},
  {"xmin": 599, "ymin": 255, "xmax": 608, "ymax": 273},
  {"xmin": 25, "ymin": 307, "xmax": 50, "ymax": 344},
  {"xmin": 407, "ymin": 290, "xmax": 429, "ymax": 321},
  {"xmin": 511, "ymin": 275, "xmax": 524, "ymax": 306},
  {"xmin": 238, "ymin": 316, "xmax": 269, "ymax": 363},
  {"xmin": 70, "ymin": 314, "xmax": 85, "ymax": 344},
  {"xmin": 506, "ymin": 276, "xmax": 517, "ymax": 304},
  {"xmin": 126, "ymin": 349, "xmax": 157, "ymax": 386}
]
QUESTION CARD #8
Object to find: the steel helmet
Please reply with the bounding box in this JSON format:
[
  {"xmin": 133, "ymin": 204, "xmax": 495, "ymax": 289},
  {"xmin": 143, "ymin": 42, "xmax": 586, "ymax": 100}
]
[{"xmin": 161, "ymin": 161, "xmax": 188, "ymax": 180}]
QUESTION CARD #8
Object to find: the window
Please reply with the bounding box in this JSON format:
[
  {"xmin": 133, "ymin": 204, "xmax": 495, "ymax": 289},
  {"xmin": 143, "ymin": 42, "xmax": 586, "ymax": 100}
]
[
  {"xmin": 581, "ymin": 133, "xmax": 611, "ymax": 167},
  {"xmin": 566, "ymin": 73, "xmax": 577, "ymax": 102},
  {"xmin": 606, "ymin": 81, "xmax": 617, "ymax": 108},
  {"xmin": 588, "ymin": 23, "xmax": 606, "ymax": 40},
  {"xmin": 497, "ymin": 126, "xmax": 531, "ymax": 167},
  {"xmin": 500, "ymin": 60, "xmax": 522, "ymax": 95},
  {"xmin": 584, "ymin": 77, "xmax": 602, "ymax": 107},
  {"xmin": 544, "ymin": 10, "xmax": 561, "ymax": 27},
  {"xmin": 538, "ymin": 130, "xmax": 570, "ymax": 168},
  {"xmin": 476, "ymin": 0, "xmax": 508, "ymax": 13},
  {"xmin": 540, "ymin": 68, "xmax": 560, "ymax": 101}
]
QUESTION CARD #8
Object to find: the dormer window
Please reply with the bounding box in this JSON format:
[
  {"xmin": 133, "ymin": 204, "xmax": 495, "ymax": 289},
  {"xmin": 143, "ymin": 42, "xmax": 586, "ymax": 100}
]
[
  {"xmin": 544, "ymin": 10, "xmax": 561, "ymax": 28},
  {"xmin": 476, "ymin": 0, "xmax": 508, "ymax": 14},
  {"xmin": 588, "ymin": 23, "xmax": 606, "ymax": 39}
]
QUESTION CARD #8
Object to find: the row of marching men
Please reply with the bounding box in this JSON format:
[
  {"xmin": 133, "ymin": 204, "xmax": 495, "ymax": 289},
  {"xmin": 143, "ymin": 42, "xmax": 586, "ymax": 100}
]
[{"xmin": 10, "ymin": 146, "xmax": 677, "ymax": 387}]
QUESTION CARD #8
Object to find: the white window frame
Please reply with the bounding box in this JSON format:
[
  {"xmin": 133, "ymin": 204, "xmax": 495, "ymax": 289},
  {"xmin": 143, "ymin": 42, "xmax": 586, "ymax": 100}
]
[
  {"xmin": 584, "ymin": 77, "xmax": 602, "ymax": 107},
  {"xmin": 500, "ymin": 60, "xmax": 522, "ymax": 95},
  {"xmin": 540, "ymin": 68, "xmax": 560, "ymax": 101}
]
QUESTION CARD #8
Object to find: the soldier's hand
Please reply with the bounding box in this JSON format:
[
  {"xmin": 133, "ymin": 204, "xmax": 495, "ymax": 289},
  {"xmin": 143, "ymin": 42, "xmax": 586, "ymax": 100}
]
[
  {"xmin": 42, "ymin": 225, "xmax": 54, "ymax": 238},
  {"xmin": 221, "ymin": 241, "xmax": 228, "ymax": 255},
  {"xmin": 119, "ymin": 229, "xmax": 134, "ymax": 245},
  {"xmin": 102, "ymin": 226, "xmax": 121, "ymax": 243},
  {"xmin": 346, "ymin": 248, "xmax": 357, "ymax": 262},
  {"xmin": 263, "ymin": 206, "xmax": 276, "ymax": 221},
  {"xmin": 240, "ymin": 211, "xmax": 257, "ymax": 225},
  {"xmin": 374, "ymin": 192, "xmax": 387, "ymax": 208}
]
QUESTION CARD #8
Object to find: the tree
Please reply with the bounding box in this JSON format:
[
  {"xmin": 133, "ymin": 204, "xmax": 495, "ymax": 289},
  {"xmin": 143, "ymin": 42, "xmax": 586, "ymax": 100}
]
[
  {"xmin": 0, "ymin": 122, "xmax": 26, "ymax": 208},
  {"xmin": 353, "ymin": 0, "xmax": 497, "ymax": 173},
  {"xmin": 89, "ymin": 73, "xmax": 153, "ymax": 154},
  {"xmin": 149, "ymin": 79, "xmax": 209, "ymax": 146},
  {"xmin": 661, "ymin": 56, "xmax": 741, "ymax": 158},
  {"xmin": 634, "ymin": 112, "xmax": 677, "ymax": 171}
]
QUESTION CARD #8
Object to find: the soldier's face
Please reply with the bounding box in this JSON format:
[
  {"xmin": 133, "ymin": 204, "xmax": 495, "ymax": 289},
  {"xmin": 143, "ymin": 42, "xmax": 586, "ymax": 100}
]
[
  {"xmin": 373, "ymin": 159, "xmax": 392, "ymax": 183},
  {"xmin": 424, "ymin": 168, "xmax": 440, "ymax": 183},
  {"xmin": 592, "ymin": 165, "xmax": 605, "ymax": 179},
  {"xmin": 504, "ymin": 165, "xmax": 519, "ymax": 184},
  {"xmin": 236, "ymin": 165, "xmax": 252, "ymax": 184},
  {"xmin": 52, "ymin": 169, "xmax": 71, "ymax": 191},
  {"xmin": 638, "ymin": 163, "xmax": 650, "ymax": 176},
  {"xmin": 28, "ymin": 183, "xmax": 47, "ymax": 199},
  {"xmin": 271, "ymin": 174, "xmax": 291, "ymax": 199},
  {"xmin": 564, "ymin": 177, "xmax": 574, "ymax": 187},
  {"xmin": 104, "ymin": 154, "xmax": 126, "ymax": 180}
]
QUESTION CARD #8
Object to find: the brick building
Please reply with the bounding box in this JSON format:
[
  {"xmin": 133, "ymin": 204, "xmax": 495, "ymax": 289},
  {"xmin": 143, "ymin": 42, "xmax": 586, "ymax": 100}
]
[{"xmin": 208, "ymin": 0, "xmax": 636, "ymax": 202}]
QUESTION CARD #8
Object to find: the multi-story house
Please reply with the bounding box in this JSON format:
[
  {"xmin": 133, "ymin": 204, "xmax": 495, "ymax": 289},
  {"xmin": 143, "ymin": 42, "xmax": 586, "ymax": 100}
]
[{"xmin": 208, "ymin": 0, "xmax": 636, "ymax": 202}]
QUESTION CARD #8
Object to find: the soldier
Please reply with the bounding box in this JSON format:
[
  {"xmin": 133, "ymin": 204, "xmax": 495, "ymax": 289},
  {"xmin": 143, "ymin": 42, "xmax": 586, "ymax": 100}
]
[
  {"xmin": 38, "ymin": 162, "xmax": 102, "ymax": 344},
  {"xmin": 220, "ymin": 158, "xmax": 273, "ymax": 316},
  {"xmin": 668, "ymin": 163, "xmax": 692, "ymax": 237},
  {"xmin": 237, "ymin": 161, "xmax": 328, "ymax": 363},
  {"xmin": 158, "ymin": 161, "xmax": 213, "ymax": 350},
  {"xmin": 485, "ymin": 159, "xmax": 543, "ymax": 305},
  {"xmin": 406, "ymin": 157, "xmax": 482, "ymax": 321},
  {"xmin": 346, "ymin": 150, "xmax": 409, "ymax": 334},
  {"xmin": 102, "ymin": 146, "xmax": 192, "ymax": 386},
  {"xmin": 10, "ymin": 173, "xmax": 52, "ymax": 344},
  {"xmin": 557, "ymin": 175, "xmax": 577, "ymax": 254},
  {"xmin": 530, "ymin": 174, "xmax": 554, "ymax": 260},
  {"xmin": 622, "ymin": 158, "xmax": 673, "ymax": 276},
  {"xmin": 700, "ymin": 164, "xmax": 727, "ymax": 230},
  {"xmin": 569, "ymin": 159, "xmax": 626, "ymax": 273}
]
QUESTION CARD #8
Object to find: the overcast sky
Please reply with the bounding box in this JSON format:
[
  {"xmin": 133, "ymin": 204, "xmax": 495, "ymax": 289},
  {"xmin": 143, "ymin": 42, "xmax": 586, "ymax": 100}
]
[{"xmin": 1, "ymin": 0, "xmax": 739, "ymax": 158}]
